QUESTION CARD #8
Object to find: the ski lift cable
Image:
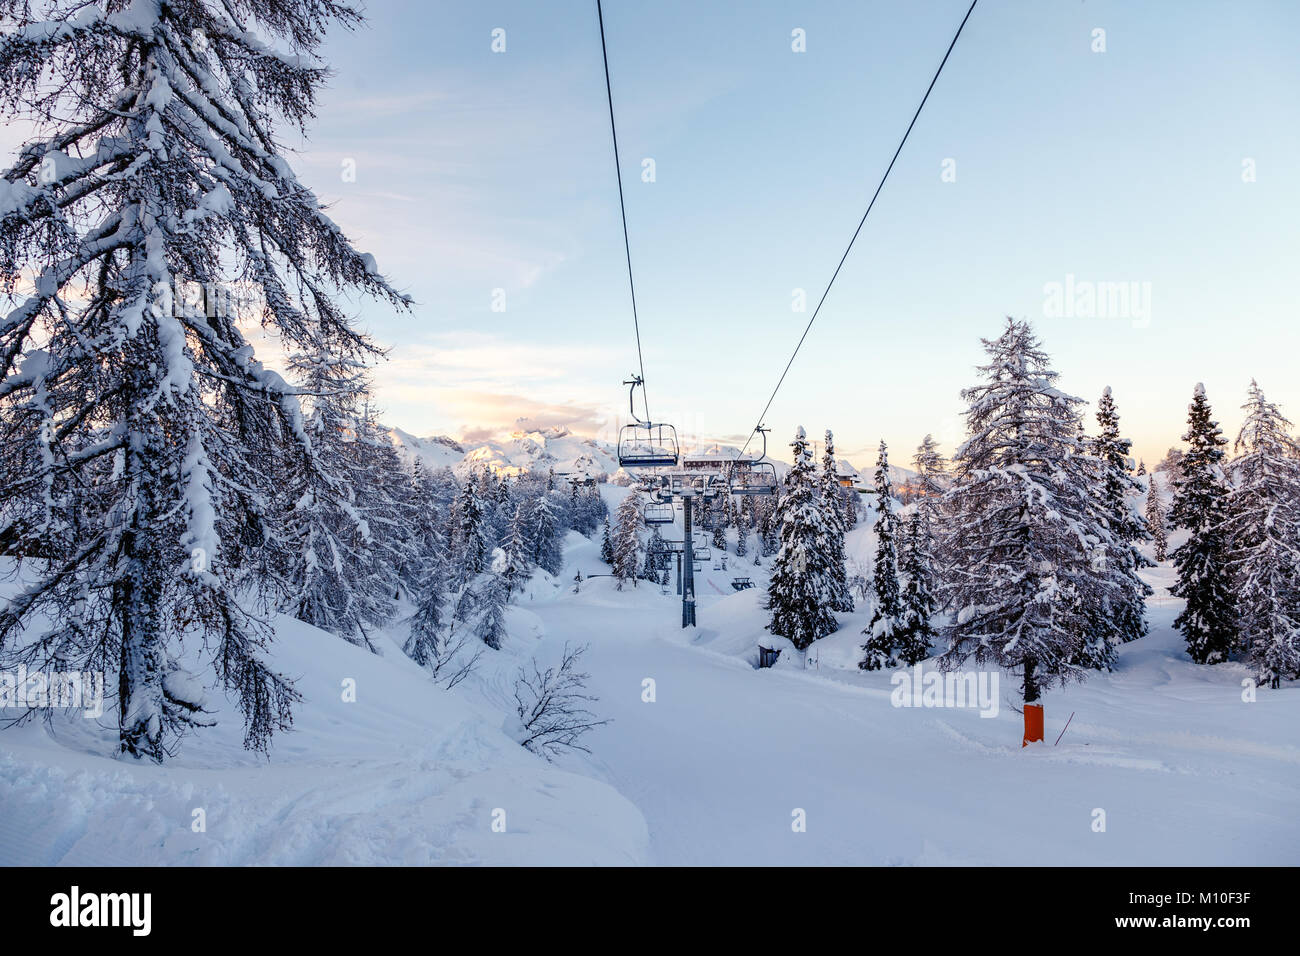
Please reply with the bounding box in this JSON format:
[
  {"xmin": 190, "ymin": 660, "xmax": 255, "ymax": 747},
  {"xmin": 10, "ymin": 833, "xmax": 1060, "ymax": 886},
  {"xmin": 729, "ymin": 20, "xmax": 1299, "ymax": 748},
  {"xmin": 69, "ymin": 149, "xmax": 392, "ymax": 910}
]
[
  {"xmin": 736, "ymin": 0, "xmax": 979, "ymax": 460},
  {"xmin": 597, "ymin": 0, "xmax": 651, "ymax": 424}
]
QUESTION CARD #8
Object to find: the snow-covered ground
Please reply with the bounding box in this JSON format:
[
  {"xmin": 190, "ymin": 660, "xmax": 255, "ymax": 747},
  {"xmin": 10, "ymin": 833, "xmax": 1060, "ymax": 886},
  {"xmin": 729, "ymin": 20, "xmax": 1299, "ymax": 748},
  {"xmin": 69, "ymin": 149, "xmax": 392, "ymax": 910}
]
[
  {"xmin": 0, "ymin": 573, "xmax": 648, "ymax": 866},
  {"xmin": 2, "ymin": 479, "xmax": 1296, "ymax": 866}
]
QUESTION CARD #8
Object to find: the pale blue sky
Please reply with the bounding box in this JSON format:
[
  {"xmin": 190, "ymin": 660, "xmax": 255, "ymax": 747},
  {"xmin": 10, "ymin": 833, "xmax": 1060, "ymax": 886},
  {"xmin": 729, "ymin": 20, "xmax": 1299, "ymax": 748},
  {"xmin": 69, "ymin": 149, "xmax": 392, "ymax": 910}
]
[{"xmin": 291, "ymin": 0, "xmax": 1300, "ymax": 467}]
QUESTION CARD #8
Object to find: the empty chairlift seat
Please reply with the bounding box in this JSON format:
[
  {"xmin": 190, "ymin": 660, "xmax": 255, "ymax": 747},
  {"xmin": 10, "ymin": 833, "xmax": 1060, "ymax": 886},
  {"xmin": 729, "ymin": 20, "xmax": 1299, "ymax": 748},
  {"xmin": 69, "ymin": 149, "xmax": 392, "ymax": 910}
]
[
  {"xmin": 617, "ymin": 422, "xmax": 679, "ymax": 468},
  {"xmin": 616, "ymin": 376, "xmax": 680, "ymax": 469},
  {"xmin": 727, "ymin": 460, "xmax": 779, "ymax": 495},
  {"xmin": 643, "ymin": 501, "xmax": 674, "ymax": 525}
]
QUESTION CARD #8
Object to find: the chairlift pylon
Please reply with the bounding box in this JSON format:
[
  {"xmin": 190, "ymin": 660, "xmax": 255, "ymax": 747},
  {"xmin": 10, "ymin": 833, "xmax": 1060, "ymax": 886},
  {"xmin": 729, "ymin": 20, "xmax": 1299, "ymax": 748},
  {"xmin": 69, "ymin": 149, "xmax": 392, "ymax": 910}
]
[{"xmin": 616, "ymin": 376, "xmax": 679, "ymax": 469}]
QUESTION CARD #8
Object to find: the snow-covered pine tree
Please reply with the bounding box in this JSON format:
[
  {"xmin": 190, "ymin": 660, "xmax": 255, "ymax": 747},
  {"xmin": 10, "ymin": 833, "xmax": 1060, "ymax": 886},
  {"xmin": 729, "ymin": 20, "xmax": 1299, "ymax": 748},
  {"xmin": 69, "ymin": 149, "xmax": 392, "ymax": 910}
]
[
  {"xmin": 354, "ymin": 404, "xmax": 418, "ymax": 605},
  {"xmin": 612, "ymin": 491, "xmax": 642, "ymax": 589},
  {"xmin": 579, "ymin": 482, "xmax": 609, "ymax": 537},
  {"xmin": 600, "ymin": 516, "xmax": 614, "ymax": 565},
  {"xmin": 468, "ymin": 468, "xmax": 499, "ymax": 545},
  {"xmin": 475, "ymin": 570, "xmax": 508, "ymax": 651},
  {"xmin": 712, "ymin": 511, "xmax": 727, "ymax": 551},
  {"xmin": 1158, "ymin": 447, "xmax": 1184, "ymax": 479},
  {"xmin": 735, "ymin": 504, "xmax": 749, "ymax": 557},
  {"xmin": 821, "ymin": 430, "xmax": 853, "ymax": 612},
  {"xmin": 752, "ymin": 497, "xmax": 776, "ymax": 557},
  {"xmin": 275, "ymin": 349, "xmax": 393, "ymax": 650},
  {"xmin": 642, "ymin": 525, "xmax": 666, "ymax": 582},
  {"xmin": 405, "ymin": 542, "xmax": 451, "ymax": 668},
  {"xmin": 753, "ymin": 502, "xmax": 768, "ymax": 556},
  {"xmin": 1082, "ymin": 387, "xmax": 1151, "ymax": 665},
  {"xmin": 767, "ymin": 427, "xmax": 838, "ymax": 650},
  {"xmin": 1136, "ymin": 459, "xmax": 1146, "ymax": 476},
  {"xmin": 912, "ymin": 433, "xmax": 949, "ymax": 500},
  {"xmin": 1224, "ymin": 381, "xmax": 1300, "ymax": 687},
  {"xmin": 0, "ymin": 0, "xmax": 410, "ymax": 759},
  {"xmin": 451, "ymin": 472, "xmax": 491, "ymax": 587},
  {"xmin": 501, "ymin": 504, "xmax": 533, "ymax": 599},
  {"xmin": 528, "ymin": 491, "xmax": 564, "ymax": 576},
  {"xmin": 936, "ymin": 319, "xmax": 1111, "ymax": 715},
  {"xmin": 860, "ymin": 441, "xmax": 903, "ymax": 669},
  {"xmin": 1146, "ymin": 475, "xmax": 1168, "ymax": 562},
  {"xmin": 895, "ymin": 509, "xmax": 937, "ymax": 664},
  {"xmin": 402, "ymin": 464, "xmax": 453, "ymax": 667},
  {"xmin": 484, "ymin": 472, "xmax": 512, "ymax": 544},
  {"xmin": 1169, "ymin": 384, "xmax": 1237, "ymax": 664}
]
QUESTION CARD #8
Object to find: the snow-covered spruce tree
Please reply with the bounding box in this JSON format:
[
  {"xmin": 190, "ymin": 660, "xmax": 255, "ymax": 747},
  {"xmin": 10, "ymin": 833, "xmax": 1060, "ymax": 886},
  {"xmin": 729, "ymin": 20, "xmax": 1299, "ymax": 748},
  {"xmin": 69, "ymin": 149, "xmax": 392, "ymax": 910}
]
[
  {"xmin": 612, "ymin": 491, "xmax": 642, "ymax": 589},
  {"xmin": 642, "ymin": 524, "xmax": 667, "ymax": 582},
  {"xmin": 451, "ymin": 471, "xmax": 491, "ymax": 587},
  {"xmin": 274, "ymin": 350, "xmax": 393, "ymax": 650},
  {"xmin": 912, "ymin": 433, "xmax": 949, "ymax": 500},
  {"xmin": 936, "ymin": 319, "xmax": 1112, "ymax": 718},
  {"xmin": 841, "ymin": 487, "xmax": 859, "ymax": 529},
  {"xmin": 566, "ymin": 478, "xmax": 606, "ymax": 539},
  {"xmin": 475, "ymin": 568, "xmax": 508, "ymax": 651},
  {"xmin": 578, "ymin": 482, "xmax": 609, "ymax": 537},
  {"xmin": 404, "ymin": 544, "xmax": 450, "ymax": 668},
  {"xmin": 599, "ymin": 515, "xmax": 614, "ymax": 565},
  {"xmin": 711, "ymin": 512, "xmax": 727, "ymax": 551},
  {"xmin": 1169, "ymin": 384, "xmax": 1237, "ymax": 664},
  {"xmin": 767, "ymin": 427, "xmax": 838, "ymax": 650},
  {"xmin": 500, "ymin": 504, "xmax": 533, "ymax": 599},
  {"xmin": 1224, "ymin": 381, "xmax": 1300, "ymax": 687},
  {"xmin": 735, "ymin": 505, "xmax": 749, "ymax": 558},
  {"xmin": 401, "ymin": 464, "xmax": 453, "ymax": 668},
  {"xmin": 861, "ymin": 441, "xmax": 903, "ymax": 669},
  {"xmin": 355, "ymin": 405, "xmax": 418, "ymax": 596},
  {"xmin": 481, "ymin": 470, "xmax": 511, "ymax": 545},
  {"xmin": 405, "ymin": 459, "xmax": 448, "ymax": 582},
  {"xmin": 1146, "ymin": 475, "xmax": 1168, "ymax": 562},
  {"xmin": 0, "ymin": 0, "xmax": 409, "ymax": 759},
  {"xmin": 821, "ymin": 430, "xmax": 853, "ymax": 612},
  {"xmin": 1136, "ymin": 459, "xmax": 1146, "ymax": 477},
  {"xmin": 1079, "ymin": 386, "xmax": 1151, "ymax": 667},
  {"xmin": 529, "ymin": 490, "xmax": 564, "ymax": 576},
  {"xmin": 894, "ymin": 509, "xmax": 937, "ymax": 664},
  {"xmin": 1158, "ymin": 447, "xmax": 1184, "ymax": 482},
  {"xmin": 754, "ymin": 501, "xmax": 771, "ymax": 556}
]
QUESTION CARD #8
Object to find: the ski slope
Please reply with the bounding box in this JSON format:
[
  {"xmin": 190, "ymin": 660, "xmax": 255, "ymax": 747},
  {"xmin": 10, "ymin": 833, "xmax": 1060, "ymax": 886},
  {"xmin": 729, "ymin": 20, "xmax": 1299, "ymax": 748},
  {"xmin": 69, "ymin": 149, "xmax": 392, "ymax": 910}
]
[
  {"xmin": 516, "ymin": 521, "xmax": 1300, "ymax": 865},
  {"xmin": 1, "ymin": 482, "xmax": 1297, "ymax": 866}
]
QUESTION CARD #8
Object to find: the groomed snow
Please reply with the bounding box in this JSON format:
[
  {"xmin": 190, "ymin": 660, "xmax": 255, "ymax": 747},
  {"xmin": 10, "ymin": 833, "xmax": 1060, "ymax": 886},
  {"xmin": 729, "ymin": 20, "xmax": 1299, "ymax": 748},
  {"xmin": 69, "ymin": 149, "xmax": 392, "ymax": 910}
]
[{"xmin": 1, "ymin": 478, "xmax": 1295, "ymax": 866}]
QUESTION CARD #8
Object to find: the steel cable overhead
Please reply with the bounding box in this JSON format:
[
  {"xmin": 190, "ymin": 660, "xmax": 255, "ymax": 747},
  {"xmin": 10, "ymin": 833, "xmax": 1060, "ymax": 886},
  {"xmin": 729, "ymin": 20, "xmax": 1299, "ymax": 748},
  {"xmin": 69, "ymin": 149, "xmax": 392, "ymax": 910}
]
[
  {"xmin": 596, "ymin": 0, "xmax": 651, "ymax": 424},
  {"xmin": 737, "ymin": 0, "xmax": 979, "ymax": 460}
]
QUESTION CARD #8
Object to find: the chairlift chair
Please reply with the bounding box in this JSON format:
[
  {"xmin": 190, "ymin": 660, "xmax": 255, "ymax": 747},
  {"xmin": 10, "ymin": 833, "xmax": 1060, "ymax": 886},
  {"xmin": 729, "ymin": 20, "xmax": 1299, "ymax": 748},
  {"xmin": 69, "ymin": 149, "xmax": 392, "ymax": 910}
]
[
  {"xmin": 643, "ymin": 501, "xmax": 674, "ymax": 525},
  {"xmin": 728, "ymin": 460, "xmax": 780, "ymax": 496},
  {"xmin": 727, "ymin": 424, "xmax": 780, "ymax": 495},
  {"xmin": 616, "ymin": 376, "xmax": 679, "ymax": 468}
]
